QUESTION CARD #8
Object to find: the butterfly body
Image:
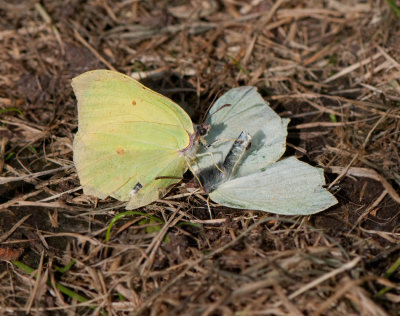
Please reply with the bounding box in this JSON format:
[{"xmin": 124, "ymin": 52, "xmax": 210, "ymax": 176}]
[{"xmin": 199, "ymin": 131, "xmax": 252, "ymax": 193}]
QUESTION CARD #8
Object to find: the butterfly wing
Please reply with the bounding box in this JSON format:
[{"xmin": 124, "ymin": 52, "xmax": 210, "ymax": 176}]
[
  {"xmin": 72, "ymin": 70, "xmax": 194, "ymax": 208},
  {"xmin": 195, "ymin": 87, "xmax": 289, "ymax": 177},
  {"xmin": 209, "ymin": 157, "xmax": 338, "ymax": 215}
]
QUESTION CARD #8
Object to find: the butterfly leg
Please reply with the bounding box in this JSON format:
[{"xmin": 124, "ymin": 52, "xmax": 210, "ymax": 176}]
[
  {"xmin": 205, "ymin": 137, "xmax": 239, "ymax": 149},
  {"xmin": 186, "ymin": 160, "xmax": 205, "ymax": 187},
  {"xmin": 195, "ymin": 151, "xmax": 225, "ymax": 175}
]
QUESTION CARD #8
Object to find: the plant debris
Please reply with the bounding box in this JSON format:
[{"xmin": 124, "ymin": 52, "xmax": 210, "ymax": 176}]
[{"xmin": 0, "ymin": 1, "xmax": 399, "ymax": 315}]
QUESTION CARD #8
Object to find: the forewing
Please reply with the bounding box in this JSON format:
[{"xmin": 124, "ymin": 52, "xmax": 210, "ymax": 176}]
[
  {"xmin": 209, "ymin": 157, "xmax": 338, "ymax": 215},
  {"xmin": 195, "ymin": 87, "xmax": 289, "ymax": 178},
  {"xmin": 72, "ymin": 70, "xmax": 194, "ymax": 135},
  {"xmin": 72, "ymin": 70, "xmax": 193, "ymax": 207}
]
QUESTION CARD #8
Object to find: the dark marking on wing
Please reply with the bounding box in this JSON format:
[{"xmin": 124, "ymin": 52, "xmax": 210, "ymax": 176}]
[
  {"xmin": 154, "ymin": 175, "xmax": 182, "ymax": 181},
  {"xmin": 131, "ymin": 182, "xmax": 143, "ymax": 195},
  {"xmin": 116, "ymin": 147, "xmax": 125, "ymax": 155}
]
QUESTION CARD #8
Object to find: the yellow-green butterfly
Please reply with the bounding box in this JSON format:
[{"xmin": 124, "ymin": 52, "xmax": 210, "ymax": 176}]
[{"xmin": 72, "ymin": 70, "xmax": 207, "ymax": 209}]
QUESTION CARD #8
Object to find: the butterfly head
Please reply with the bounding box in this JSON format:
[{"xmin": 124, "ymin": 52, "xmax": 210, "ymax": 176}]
[
  {"xmin": 195, "ymin": 123, "xmax": 210, "ymax": 137},
  {"xmin": 180, "ymin": 123, "xmax": 210, "ymax": 160}
]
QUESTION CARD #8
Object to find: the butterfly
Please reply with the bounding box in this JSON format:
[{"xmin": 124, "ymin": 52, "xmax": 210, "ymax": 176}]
[
  {"xmin": 194, "ymin": 87, "xmax": 338, "ymax": 215},
  {"xmin": 72, "ymin": 70, "xmax": 208, "ymax": 209}
]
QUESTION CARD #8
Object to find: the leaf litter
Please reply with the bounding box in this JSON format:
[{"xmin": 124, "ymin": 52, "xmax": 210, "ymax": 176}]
[{"xmin": 0, "ymin": 0, "xmax": 399, "ymax": 315}]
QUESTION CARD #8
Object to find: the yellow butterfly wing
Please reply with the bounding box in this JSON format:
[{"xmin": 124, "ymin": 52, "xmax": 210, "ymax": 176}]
[{"xmin": 72, "ymin": 70, "xmax": 194, "ymax": 209}]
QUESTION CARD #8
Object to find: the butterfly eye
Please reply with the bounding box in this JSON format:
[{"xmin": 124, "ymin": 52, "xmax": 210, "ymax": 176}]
[{"xmin": 196, "ymin": 124, "xmax": 210, "ymax": 136}]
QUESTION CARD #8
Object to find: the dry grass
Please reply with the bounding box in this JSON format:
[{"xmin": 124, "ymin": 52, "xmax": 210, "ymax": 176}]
[{"xmin": 0, "ymin": 0, "xmax": 399, "ymax": 315}]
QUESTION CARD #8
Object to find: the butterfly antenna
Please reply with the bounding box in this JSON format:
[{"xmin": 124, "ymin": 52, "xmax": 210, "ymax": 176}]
[
  {"xmin": 200, "ymin": 88, "xmax": 231, "ymax": 123},
  {"xmin": 209, "ymin": 103, "xmax": 233, "ymax": 117}
]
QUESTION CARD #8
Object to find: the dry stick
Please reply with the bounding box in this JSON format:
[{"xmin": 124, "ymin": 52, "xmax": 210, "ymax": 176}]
[
  {"xmin": 287, "ymin": 256, "xmax": 361, "ymax": 300},
  {"xmin": 303, "ymin": 44, "xmax": 335, "ymax": 66},
  {"xmin": 133, "ymin": 216, "xmax": 273, "ymax": 315},
  {"xmin": 328, "ymin": 143, "xmax": 400, "ymax": 188},
  {"xmin": 10, "ymin": 201, "xmax": 71, "ymax": 210},
  {"xmin": 114, "ymin": 284, "xmax": 141, "ymax": 308},
  {"xmin": 41, "ymin": 232, "xmax": 102, "ymax": 246},
  {"xmin": 360, "ymin": 228, "xmax": 400, "ymax": 243},
  {"xmin": 273, "ymin": 281, "xmax": 305, "ymax": 316},
  {"xmin": 302, "ymin": 98, "xmax": 343, "ymax": 116},
  {"xmin": 293, "ymin": 119, "xmax": 376, "ymax": 129},
  {"xmin": 130, "ymin": 67, "xmax": 169, "ymax": 80},
  {"xmin": 0, "ymin": 214, "xmax": 31, "ymax": 243},
  {"xmin": 277, "ymin": 8, "xmax": 344, "ymax": 18},
  {"xmin": 361, "ymin": 110, "xmax": 389, "ymax": 149},
  {"xmin": 135, "ymin": 218, "xmax": 355, "ymax": 315},
  {"xmin": 240, "ymin": 0, "xmax": 285, "ymax": 68},
  {"xmin": 329, "ymin": 166, "xmax": 400, "ymax": 204},
  {"xmin": 0, "ymin": 166, "xmax": 68, "ymax": 185},
  {"xmin": 328, "ymin": 154, "xmax": 359, "ymax": 190},
  {"xmin": 39, "ymin": 186, "xmax": 82, "ymax": 202},
  {"xmin": 258, "ymin": 0, "xmax": 286, "ymax": 29},
  {"xmin": 34, "ymin": 3, "xmax": 65, "ymax": 55},
  {"xmin": 190, "ymin": 216, "xmax": 257, "ymax": 225},
  {"xmin": 0, "ymin": 24, "xmax": 48, "ymax": 41},
  {"xmin": 73, "ymin": 28, "xmax": 116, "ymax": 71},
  {"xmin": 0, "ymin": 238, "xmax": 38, "ymax": 246},
  {"xmin": 376, "ymin": 45, "xmax": 400, "ymax": 71},
  {"xmin": 48, "ymin": 261, "xmax": 68, "ymax": 308},
  {"xmin": 0, "ymin": 134, "xmax": 8, "ymax": 173},
  {"xmin": 139, "ymin": 208, "xmax": 184, "ymax": 274},
  {"xmin": 231, "ymin": 278, "xmax": 277, "ymax": 298},
  {"xmin": 107, "ymin": 10, "xmax": 285, "ymax": 42},
  {"xmin": 268, "ymin": 93, "xmax": 393, "ymax": 112},
  {"xmin": 362, "ymin": 60, "xmax": 395, "ymax": 81},
  {"xmin": 329, "ymin": 111, "xmax": 389, "ymax": 189},
  {"xmin": 310, "ymin": 276, "xmax": 382, "ymax": 316},
  {"xmin": 360, "ymin": 83, "xmax": 387, "ymax": 96},
  {"xmin": 25, "ymin": 251, "xmax": 46, "ymax": 313},
  {"xmin": 202, "ymin": 292, "xmax": 230, "ymax": 316},
  {"xmin": 0, "ymin": 118, "xmax": 45, "ymax": 133},
  {"xmin": 0, "ymin": 190, "xmax": 43, "ymax": 209},
  {"xmin": 323, "ymin": 52, "xmax": 383, "ymax": 83},
  {"xmin": 241, "ymin": 35, "xmax": 257, "ymax": 69},
  {"xmin": 348, "ymin": 190, "xmax": 388, "ymax": 234}
]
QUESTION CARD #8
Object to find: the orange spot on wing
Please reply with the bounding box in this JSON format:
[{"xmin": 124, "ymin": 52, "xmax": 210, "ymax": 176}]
[
  {"xmin": 116, "ymin": 147, "xmax": 125, "ymax": 155},
  {"xmin": 132, "ymin": 99, "xmax": 136, "ymax": 106}
]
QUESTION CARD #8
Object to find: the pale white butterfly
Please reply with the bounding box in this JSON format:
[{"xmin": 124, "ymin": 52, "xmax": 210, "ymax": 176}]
[{"xmin": 194, "ymin": 87, "xmax": 338, "ymax": 215}]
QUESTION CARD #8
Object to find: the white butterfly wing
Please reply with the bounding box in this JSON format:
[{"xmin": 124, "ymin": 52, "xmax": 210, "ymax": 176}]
[
  {"xmin": 209, "ymin": 157, "xmax": 338, "ymax": 215},
  {"xmin": 195, "ymin": 87, "xmax": 289, "ymax": 177}
]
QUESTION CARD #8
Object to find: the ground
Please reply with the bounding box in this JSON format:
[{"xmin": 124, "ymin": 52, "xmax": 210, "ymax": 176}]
[{"xmin": 0, "ymin": 0, "xmax": 399, "ymax": 315}]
